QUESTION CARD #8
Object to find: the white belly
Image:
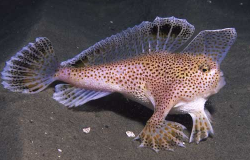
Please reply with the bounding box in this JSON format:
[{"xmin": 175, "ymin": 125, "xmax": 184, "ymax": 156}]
[{"xmin": 169, "ymin": 98, "xmax": 207, "ymax": 115}]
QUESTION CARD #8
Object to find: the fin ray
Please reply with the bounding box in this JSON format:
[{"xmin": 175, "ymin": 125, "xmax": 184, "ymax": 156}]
[
  {"xmin": 61, "ymin": 16, "xmax": 195, "ymax": 67},
  {"xmin": 53, "ymin": 84, "xmax": 111, "ymax": 107},
  {"xmin": 1, "ymin": 37, "xmax": 59, "ymax": 93}
]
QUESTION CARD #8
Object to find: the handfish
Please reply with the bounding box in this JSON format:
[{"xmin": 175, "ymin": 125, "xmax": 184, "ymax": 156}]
[{"xmin": 1, "ymin": 17, "xmax": 237, "ymax": 152}]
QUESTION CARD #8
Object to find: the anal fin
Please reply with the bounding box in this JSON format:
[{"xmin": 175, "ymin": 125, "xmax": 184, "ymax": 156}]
[{"xmin": 53, "ymin": 84, "xmax": 111, "ymax": 107}]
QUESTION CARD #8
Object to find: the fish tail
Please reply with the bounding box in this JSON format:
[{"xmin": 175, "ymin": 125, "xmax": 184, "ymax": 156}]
[{"xmin": 1, "ymin": 37, "xmax": 59, "ymax": 94}]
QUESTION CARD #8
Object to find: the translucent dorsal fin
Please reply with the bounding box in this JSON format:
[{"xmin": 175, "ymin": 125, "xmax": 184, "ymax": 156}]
[
  {"xmin": 181, "ymin": 28, "xmax": 237, "ymax": 64},
  {"xmin": 61, "ymin": 16, "xmax": 195, "ymax": 67}
]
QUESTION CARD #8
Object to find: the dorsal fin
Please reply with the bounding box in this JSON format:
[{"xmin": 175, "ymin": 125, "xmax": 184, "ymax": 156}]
[
  {"xmin": 181, "ymin": 28, "xmax": 237, "ymax": 64},
  {"xmin": 61, "ymin": 16, "xmax": 195, "ymax": 67}
]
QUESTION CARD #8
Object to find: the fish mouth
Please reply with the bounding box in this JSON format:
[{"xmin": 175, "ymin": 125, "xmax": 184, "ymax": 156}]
[
  {"xmin": 220, "ymin": 71, "xmax": 224, "ymax": 77},
  {"xmin": 214, "ymin": 71, "xmax": 226, "ymax": 93}
]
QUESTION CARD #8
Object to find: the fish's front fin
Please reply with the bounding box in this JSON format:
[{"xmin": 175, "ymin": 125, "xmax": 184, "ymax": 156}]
[
  {"xmin": 61, "ymin": 16, "xmax": 195, "ymax": 67},
  {"xmin": 181, "ymin": 28, "xmax": 237, "ymax": 64},
  {"xmin": 53, "ymin": 84, "xmax": 111, "ymax": 107}
]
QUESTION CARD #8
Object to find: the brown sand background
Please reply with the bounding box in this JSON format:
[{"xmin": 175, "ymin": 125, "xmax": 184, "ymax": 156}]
[{"xmin": 0, "ymin": 0, "xmax": 250, "ymax": 159}]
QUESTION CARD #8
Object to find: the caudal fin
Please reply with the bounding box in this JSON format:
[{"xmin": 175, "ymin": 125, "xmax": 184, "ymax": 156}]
[{"xmin": 1, "ymin": 37, "xmax": 59, "ymax": 94}]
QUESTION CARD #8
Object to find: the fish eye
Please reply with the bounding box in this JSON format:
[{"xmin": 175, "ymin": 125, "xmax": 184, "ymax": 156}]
[
  {"xmin": 199, "ymin": 64, "xmax": 210, "ymax": 73},
  {"xmin": 203, "ymin": 68, "xmax": 208, "ymax": 72}
]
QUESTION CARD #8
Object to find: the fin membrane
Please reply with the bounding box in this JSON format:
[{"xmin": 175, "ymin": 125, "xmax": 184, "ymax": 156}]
[
  {"xmin": 1, "ymin": 37, "xmax": 58, "ymax": 93},
  {"xmin": 61, "ymin": 16, "xmax": 195, "ymax": 67},
  {"xmin": 53, "ymin": 84, "xmax": 111, "ymax": 107},
  {"xmin": 181, "ymin": 28, "xmax": 237, "ymax": 64}
]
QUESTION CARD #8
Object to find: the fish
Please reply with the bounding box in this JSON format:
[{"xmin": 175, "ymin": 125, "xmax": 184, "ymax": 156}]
[{"xmin": 1, "ymin": 17, "xmax": 237, "ymax": 152}]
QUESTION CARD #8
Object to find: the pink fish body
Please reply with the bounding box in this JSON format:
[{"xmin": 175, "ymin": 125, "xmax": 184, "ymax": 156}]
[{"xmin": 1, "ymin": 17, "xmax": 236, "ymax": 152}]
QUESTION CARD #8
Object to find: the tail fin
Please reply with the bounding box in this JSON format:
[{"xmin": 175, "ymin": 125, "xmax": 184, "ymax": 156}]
[{"xmin": 1, "ymin": 37, "xmax": 59, "ymax": 94}]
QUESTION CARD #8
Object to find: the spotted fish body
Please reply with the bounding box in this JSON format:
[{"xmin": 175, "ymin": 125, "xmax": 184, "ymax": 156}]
[
  {"xmin": 57, "ymin": 53, "xmax": 221, "ymax": 109},
  {"xmin": 1, "ymin": 17, "xmax": 236, "ymax": 152}
]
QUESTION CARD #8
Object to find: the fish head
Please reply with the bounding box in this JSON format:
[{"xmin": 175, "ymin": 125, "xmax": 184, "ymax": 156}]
[
  {"xmin": 173, "ymin": 28, "xmax": 236, "ymax": 102},
  {"xmin": 174, "ymin": 54, "xmax": 225, "ymax": 101},
  {"xmin": 193, "ymin": 54, "xmax": 225, "ymax": 96}
]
